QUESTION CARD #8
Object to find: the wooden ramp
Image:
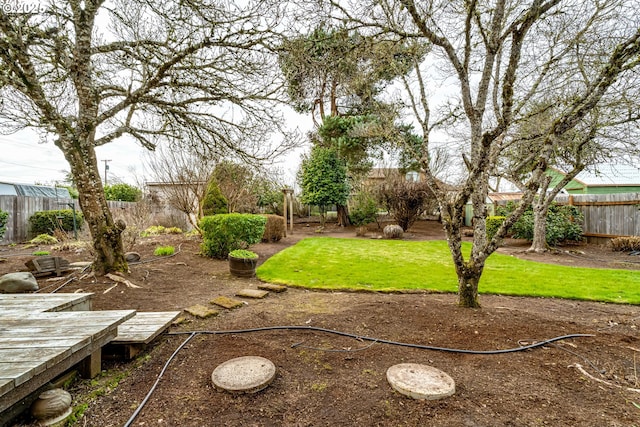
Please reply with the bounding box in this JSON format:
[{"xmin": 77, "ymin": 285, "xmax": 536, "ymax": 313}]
[{"xmin": 108, "ymin": 311, "xmax": 181, "ymax": 359}]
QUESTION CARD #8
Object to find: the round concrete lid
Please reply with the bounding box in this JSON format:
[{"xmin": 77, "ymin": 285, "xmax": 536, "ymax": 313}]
[
  {"xmin": 212, "ymin": 356, "xmax": 277, "ymax": 394},
  {"xmin": 386, "ymin": 363, "xmax": 455, "ymax": 400}
]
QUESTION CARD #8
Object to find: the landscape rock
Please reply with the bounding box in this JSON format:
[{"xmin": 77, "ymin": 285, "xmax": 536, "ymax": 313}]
[
  {"xmin": 0, "ymin": 272, "xmax": 39, "ymax": 293},
  {"xmin": 383, "ymin": 224, "xmax": 404, "ymax": 239},
  {"xmin": 125, "ymin": 252, "xmax": 141, "ymax": 262}
]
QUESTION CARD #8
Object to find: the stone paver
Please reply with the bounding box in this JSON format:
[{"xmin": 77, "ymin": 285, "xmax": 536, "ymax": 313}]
[
  {"xmin": 211, "ymin": 356, "xmax": 276, "ymax": 394},
  {"xmin": 185, "ymin": 304, "xmax": 219, "ymax": 319},
  {"xmin": 210, "ymin": 296, "xmax": 245, "ymax": 309},
  {"xmin": 257, "ymin": 284, "xmax": 287, "ymax": 293},
  {"xmin": 236, "ymin": 289, "xmax": 269, "ymax": 299},
  {"xmin": 386, "ymin": 363, "xmax": 455, "ymax": 400}
]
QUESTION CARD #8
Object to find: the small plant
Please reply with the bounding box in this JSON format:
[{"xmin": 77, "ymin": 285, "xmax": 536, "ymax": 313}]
[
  {"xmin": 154, "ymin": 246, "xmax": 175, "ymax": 256},
  {"xmin": 141, "ymin": 225, "xmax": 166, "ymax": 236},
  {"xmin": 32, "ymin": 250, "xmax": 50, "ymax": 256},
  {"xmin": 164, "ymin": 226, "xmax": 183, "ymax": 234},
  {"xmin": 30, "ymin": 234, "xmax": 59, "ymax": 244},
  {"xmin": 229, "ymin": 249, "xmax": 258, "ymax": 259},
  {"xmin": 611, "ymin": 236, "xmax": 640, "ymax": 252}
]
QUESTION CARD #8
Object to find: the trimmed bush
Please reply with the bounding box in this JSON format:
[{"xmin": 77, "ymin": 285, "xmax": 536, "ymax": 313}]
[
  {"xmin": 611, "ymin": 236, "xmax": 640, "ymax": 252},
  {"xmin": 200, "ymin": 213, "xmax": 267, "ymax": 259},
  {"xmin": 486, "ymin": 216, "xmax": 506, "ymax": 241},
  {"xmin": 0, "ymin": 209, "xmax": 8, "ymax": 239},
  {"xmin": 28, "ymin": 210, "xmax": 83, "ymax": 237},
  {"xmin": 261, "ymin": 214, "xmax": 285, "ymax": 242}
]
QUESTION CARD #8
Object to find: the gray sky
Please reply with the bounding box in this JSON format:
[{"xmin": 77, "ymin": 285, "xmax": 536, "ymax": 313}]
[{"xmin": 0, "ymin": 129, "xmax": 148, "ymax": 186}]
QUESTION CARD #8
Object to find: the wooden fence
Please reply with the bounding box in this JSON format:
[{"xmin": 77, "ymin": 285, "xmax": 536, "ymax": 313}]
[
  {"xmin": 0, "ymin": 196, "xmax": 188, "ymax": 244},
  {"xmin": 556, "ymin": 193, "xmax": 640, "ymax": 240}
]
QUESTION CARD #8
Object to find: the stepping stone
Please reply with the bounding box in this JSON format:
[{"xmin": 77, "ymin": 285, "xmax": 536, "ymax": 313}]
[
  {"xmin": 257, "ymin": 284, "xmax": 287, "ymax": 293},
  {"xmin": 236, "ymin": 289, "xmax": 269, "ymax": 299},
  {"xmin": 185, "ymin": 304, "xmax": 219, "ymax": 319},
  {"xmin": 386, "ymin": 363, "xmax": 455, "ymax": 400},
  {"xmin": 212, "ymin": 356, "xmax": 277, "ymax": 394},
  {"xmin": 210, "ymin": 296, "xmax": 244, "ymax": 309}
]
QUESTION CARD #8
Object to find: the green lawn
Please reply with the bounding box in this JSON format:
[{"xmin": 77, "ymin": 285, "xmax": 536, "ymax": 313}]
[{"xmin": 256, "ymin": 237, "xmax": 640, "ymax": 304}]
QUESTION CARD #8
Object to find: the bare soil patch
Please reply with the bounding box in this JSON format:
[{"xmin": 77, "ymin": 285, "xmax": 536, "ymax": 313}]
[{"xmin": 2, "ymin": 220, "xmax": 640, "ymax": 426}]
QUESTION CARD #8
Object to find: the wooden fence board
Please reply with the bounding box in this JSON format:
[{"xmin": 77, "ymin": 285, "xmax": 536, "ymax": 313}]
[
  {"xmin": 556, "ymin": 193, "xmax": 640, "ymax": 238},
  {"xmin": 0, "ymin": 196, "xmax": 188, "ymax": 244}
]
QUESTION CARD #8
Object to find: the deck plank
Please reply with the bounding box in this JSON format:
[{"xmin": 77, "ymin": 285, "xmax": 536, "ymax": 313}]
[
  {"xmin": 112, "ymin": 311, "xmax": 181, "ymax": 345},
  {"xmin": 0, "ymin": 305, "xmax": 136, "ymax": 415}
]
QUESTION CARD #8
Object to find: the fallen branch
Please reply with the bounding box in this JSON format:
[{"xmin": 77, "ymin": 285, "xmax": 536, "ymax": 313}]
[
  {"xmin": 105, "ymin": 273, "xmax": 142, "ymax": 289},
  {"xmin": 570, "ymin": 363, "xmax": 640, "ymax": 393}
]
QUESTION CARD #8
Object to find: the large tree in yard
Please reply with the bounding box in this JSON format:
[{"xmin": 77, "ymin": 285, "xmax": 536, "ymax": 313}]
[
  {"xmin": 299, "ymin": 146, "xmax": 350, "ymax": 227},
  {"xmin": 323, "ymin": 0, "xmax": 640, "ymax": 307},
  {"xmin": 0, "ymin": 0, "xmax": 288, "ymax": 274}
]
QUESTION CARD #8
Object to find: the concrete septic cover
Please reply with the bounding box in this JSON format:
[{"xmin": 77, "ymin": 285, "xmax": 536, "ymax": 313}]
[
  {"xmin": 386, "ymin": 363, "xmax": 455, "ymax": 400},
  {"xmin": 212, "ymin": 356, "xmax": 277, "ymax": 394}
]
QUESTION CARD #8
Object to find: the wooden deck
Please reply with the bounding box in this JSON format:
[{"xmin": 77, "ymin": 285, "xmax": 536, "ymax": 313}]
[
  {"xmin": 0, "ymin": 294, "xmax": 134, "ymax": 421},
  {"xmin": 109, "ymin": 311, "xmax": 181, "ymax": 359}
]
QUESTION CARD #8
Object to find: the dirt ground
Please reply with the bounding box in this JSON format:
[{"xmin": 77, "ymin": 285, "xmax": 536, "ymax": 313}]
[{"xmin": 2, "ymin": 220, "xmax": 640, "ymax": 427}]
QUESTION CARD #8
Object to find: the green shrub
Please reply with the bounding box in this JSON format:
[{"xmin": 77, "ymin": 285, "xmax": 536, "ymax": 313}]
[
  {"xmin": 104, "ymin": 183, "xmax": 141, "ymax": 202},
  {"xmin": 199, "ymin": 213, "xmax": 267, "ymax": 259},
  {"xmin": 154, "ymin": 246, "xmax": 175, "ymax": 256},
  {"xmin": 32, "ymin": 250, "xmax": 50, "ymax": 256},
  {"xmin": 0, "ymin": 209, "xmax": 8, "ymax": 239},
  {"xmin": 28, "ymin": 210, "xmax": 83, "ymax": 237},
  {"xmin": 486, "ymin": 216, "xmax": 506, "ymax": 241},
  {"xmin": 349, "ymin": 192, "xmax": 379, "ymax": 227},
  {"xmin": 497, "ymin": 202, "xmax": 584, "ymax": 246},
  {"xmin": 30, "ymin": 234, "xmax": 59, "ymax": 244},
  {"xmin": 611, "ymin": 236, "xmax": 640, "ymax": 252},
  {"xmin": 261, "ymin": 214, "xmax": 285, "ymax": 242},
  {"xmin": 202, "ymin": 180, "xmax": 228, "ymax": 216},
  {"xmin": 229, "ymin": 249, "xmax": 258, "ymax": 259}
]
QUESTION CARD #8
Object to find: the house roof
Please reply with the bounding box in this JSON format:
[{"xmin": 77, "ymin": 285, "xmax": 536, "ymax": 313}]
[{"xmin": 572, "ymin": 164, "xmax": 640, "ymax": 187}]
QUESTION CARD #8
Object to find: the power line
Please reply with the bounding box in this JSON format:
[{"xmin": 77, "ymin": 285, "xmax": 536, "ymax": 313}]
[{"xmin": 0, "ymin": 159, "xmax": 66, "ymax": 172}]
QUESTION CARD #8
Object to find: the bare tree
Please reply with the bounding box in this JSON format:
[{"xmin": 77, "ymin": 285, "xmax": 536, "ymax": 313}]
[
  {"xmin": 144, "ymin": 144, "xmax": 217, "ymax": 232},
  {"xmin": 321, "ymin": 0, "xmax": 640, "ymax": 307},
  {"xmin": 0, "ymin": 0, "xmax": 290, "ymax": 274}
]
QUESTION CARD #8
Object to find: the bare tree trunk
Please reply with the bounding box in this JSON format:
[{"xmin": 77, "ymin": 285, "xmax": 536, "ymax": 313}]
[
  {"xmin": 62, "ymin": 139, "xmax": 127, "ymax": 275},
  {"xmin": 457, "ymin": 269, "xmax": 482, "ymax": 308},
  {"xmin": 336, "ymin": 204, "xmax": 350, "ymax": 227},
  {"xmin": 529, "ymin": 201, "xmax": 549, "ymax": 253}
]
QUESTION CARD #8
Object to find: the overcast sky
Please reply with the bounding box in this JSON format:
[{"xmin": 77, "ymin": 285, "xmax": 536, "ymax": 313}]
[
  {"xmin": 0, "ymin": 124, "xmax": 309, "ymax": 189},
  {"xmin": 0, "ymin": 129, "xmax": 149, "ymax": 186}
]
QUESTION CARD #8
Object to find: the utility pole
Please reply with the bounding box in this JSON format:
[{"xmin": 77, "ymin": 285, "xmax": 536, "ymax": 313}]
[{"xmin": 102, "ymin": 160, "xmax": 111, "ymax": 186}]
